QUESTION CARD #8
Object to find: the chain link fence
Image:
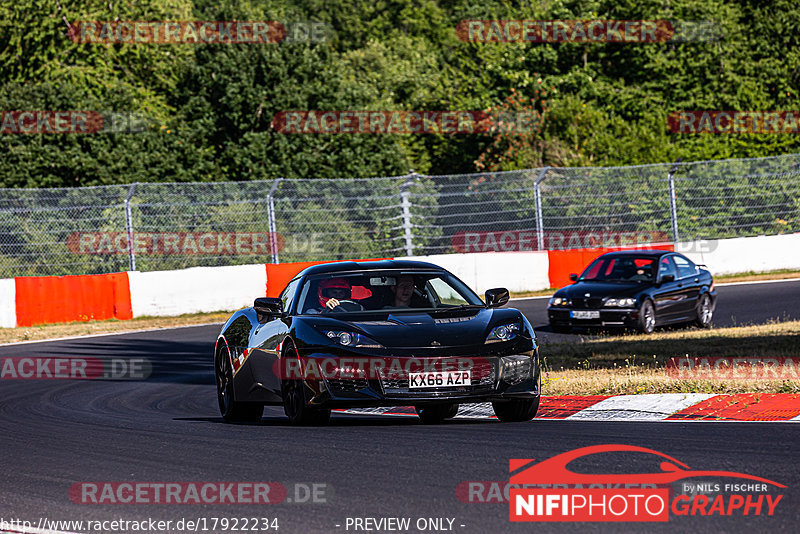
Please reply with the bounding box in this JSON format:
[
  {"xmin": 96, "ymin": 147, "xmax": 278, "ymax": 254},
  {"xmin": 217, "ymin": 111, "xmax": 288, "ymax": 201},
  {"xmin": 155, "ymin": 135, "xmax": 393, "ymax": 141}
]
[{"xmin": 1, "ymin": 154, "xmax": 798, "ymax": 277}]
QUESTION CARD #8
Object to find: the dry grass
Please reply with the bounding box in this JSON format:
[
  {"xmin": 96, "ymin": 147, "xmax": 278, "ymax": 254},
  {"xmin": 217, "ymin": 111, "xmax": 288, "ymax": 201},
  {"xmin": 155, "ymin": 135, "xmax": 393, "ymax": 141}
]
[
  {"xmin": 540, "ymin": 320, "xmax": 800, "ymax": 395},
  {"xmin": 510, "ymin": 288, "xmax": 559, "ymax": 298},
  {"xmin": 0, "ymin": 312, "xmax": 230, "ymax": 344},
  {"xmin": 542, "ymin": 368, "xmax": 800, "ymax": 396},
  {"xmin": 715, "ymin": 269, "xmax": 800, "ymax": 283}
]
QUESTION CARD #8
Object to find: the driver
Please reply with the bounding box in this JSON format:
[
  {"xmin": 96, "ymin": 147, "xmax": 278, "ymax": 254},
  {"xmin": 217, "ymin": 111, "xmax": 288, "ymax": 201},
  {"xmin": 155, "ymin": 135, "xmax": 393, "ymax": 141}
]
[{"xmin": 317, "ymin": 278, "xmax": 352, "ymax": 311}]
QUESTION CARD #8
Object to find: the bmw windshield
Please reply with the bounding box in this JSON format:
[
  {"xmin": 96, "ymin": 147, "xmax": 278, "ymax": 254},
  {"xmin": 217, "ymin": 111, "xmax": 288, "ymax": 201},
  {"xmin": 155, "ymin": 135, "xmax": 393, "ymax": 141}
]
[
  {"xmin": 296, "ymin": 270, "xmax": 484, "ymax": 314},
  {"xmin": 579, "ymin": 256, "xmax": 657, "ymax": 282}
]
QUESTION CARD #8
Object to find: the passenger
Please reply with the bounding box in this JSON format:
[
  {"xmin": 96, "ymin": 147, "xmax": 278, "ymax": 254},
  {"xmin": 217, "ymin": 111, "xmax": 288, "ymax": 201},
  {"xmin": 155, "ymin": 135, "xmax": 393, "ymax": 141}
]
[{"xmin": 388, "ymin": 275, "xmax": 415, "ymax": 307}]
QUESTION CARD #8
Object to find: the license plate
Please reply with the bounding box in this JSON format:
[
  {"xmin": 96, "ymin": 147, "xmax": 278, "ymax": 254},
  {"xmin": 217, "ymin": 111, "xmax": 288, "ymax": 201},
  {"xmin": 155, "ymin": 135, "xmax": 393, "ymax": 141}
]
[
  {"xmin": 571, "ymin": 310, "xmax": 600, "ymax": 319},
  {"xmin": 409, "ymin": 371, "xmax": 471, "ymax": 388}
]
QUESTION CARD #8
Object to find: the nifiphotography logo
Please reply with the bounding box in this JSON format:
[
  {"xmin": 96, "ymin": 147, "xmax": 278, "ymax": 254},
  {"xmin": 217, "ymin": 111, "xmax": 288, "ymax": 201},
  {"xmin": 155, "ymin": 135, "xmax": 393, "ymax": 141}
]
[{"xmin": 508, "ymin": 444, "xmax": 785, "ymax": 522}]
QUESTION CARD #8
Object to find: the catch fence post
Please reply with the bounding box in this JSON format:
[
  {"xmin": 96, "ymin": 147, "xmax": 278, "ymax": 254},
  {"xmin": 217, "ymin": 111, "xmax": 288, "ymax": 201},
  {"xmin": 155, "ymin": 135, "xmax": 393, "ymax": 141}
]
[
  {"xmin": 401, "ymin": 171, "xmax": 417, "ymax": 257},
  {"xmin": 534, "ymin": 167, "xmax": 551, "ymax": 251},
  {"xmin": 668, "ymin": 158, "xmax": 683, "ymax": 243},
  {"xmin": 267, "ymin": 177, "xmax": 283, "ymax": 264},
  {"xmin": 124, "ymin": 183, "xmax": 138, "ymax": 271}
]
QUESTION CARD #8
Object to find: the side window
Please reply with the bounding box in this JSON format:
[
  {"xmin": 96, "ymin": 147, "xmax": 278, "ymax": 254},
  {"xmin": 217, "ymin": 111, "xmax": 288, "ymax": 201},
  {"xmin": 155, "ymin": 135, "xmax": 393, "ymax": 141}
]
[
  {"xmin": 280, "ymin": 278, "xmax": 301, "ymax": 313},
  {"xmin": 659, "ymin": 256, "xmax": 678, "ymax": 279},
  {"xmin": 673, "ymin": 256, "xmax": 697, "ymax": 279},
  {"xmin": 427, "ymin": 277, "xmax": 469, "ymax": 306}
]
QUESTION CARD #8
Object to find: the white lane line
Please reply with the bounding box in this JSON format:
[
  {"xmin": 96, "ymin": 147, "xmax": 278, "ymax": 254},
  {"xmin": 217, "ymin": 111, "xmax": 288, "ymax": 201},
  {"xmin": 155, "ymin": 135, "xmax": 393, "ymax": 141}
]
[
  {"xmin": 715, "ymin": 277, "xmax": 800, "ymax": 287},
  {"xmin": 567, "ymin": 393, "xmax": 716, "ymax": 421},
  {"xmin": 0, "ymin": 322, "xmax": 223, "ymax": 347}
]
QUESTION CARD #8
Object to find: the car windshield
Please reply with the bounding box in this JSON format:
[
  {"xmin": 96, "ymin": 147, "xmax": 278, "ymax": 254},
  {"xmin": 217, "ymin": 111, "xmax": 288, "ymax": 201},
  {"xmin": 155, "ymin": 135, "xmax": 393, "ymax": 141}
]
[
  {"xmin": 579, "ymin": 256, "xmax": 657, "ymax": 282},
  {"xmin": 297, "ymin": 270, "xmax": 484, "ymax": 314}
]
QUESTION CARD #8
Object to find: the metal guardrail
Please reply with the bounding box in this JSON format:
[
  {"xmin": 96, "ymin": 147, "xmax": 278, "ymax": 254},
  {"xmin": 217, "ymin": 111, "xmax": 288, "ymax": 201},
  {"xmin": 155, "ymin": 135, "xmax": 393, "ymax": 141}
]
[{"xmin": 0, "ymin": 154, "xmax": 798, "ymax": 277}]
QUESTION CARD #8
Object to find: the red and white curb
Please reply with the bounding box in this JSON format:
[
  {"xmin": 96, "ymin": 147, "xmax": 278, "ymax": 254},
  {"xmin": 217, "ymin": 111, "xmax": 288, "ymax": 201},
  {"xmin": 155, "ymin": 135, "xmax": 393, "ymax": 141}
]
[{"xmin": 336, "ymin": 393, "xmax": 800, "ymax": 421}]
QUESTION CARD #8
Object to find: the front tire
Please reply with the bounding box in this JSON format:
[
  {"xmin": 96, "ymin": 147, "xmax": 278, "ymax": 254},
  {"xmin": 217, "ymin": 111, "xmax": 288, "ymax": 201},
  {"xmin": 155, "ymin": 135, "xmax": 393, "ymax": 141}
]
[
  {"xmin": 415, "ymin": 403, "xmax": 459, "ymax": 424},
  {"xmin": 695, "ymin": 293, "xmax": 713, "ymax": 328},
  {"xmin": 282, "ymin": 379, "xmax": 331, "ymax": 426},
  {"xmin": 492, "ymin": 396, "xmax": 540, "ymax": 422},
  {"xmin": 636, "ymin": 300, "xmax": 656, "ymax": 334},
  {"xmin": 215, "ymin": 347, "xmax": 263, "ymax": 423}
]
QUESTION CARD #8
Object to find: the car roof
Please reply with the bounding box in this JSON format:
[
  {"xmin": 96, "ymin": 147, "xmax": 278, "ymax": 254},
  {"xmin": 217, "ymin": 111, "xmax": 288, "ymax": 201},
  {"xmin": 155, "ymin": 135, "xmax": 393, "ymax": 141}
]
[
  {"xmin": 296, "ymin": 259, "xmax": 445, "ymax": 277},
  {"xmin": 599, "ymin": 249, "xmax": 674, "ymax": 258}
]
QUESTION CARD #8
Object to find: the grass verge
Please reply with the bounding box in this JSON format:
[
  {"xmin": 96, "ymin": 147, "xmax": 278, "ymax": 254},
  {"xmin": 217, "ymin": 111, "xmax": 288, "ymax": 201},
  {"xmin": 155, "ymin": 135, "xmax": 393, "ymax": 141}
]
[
  {"xmin": 0, "ymin": 312, "xmax": 231, "ymax": 344},
  {"xmin": 540, "ymin": 320, "xmax": 800, "ymax": 395}
]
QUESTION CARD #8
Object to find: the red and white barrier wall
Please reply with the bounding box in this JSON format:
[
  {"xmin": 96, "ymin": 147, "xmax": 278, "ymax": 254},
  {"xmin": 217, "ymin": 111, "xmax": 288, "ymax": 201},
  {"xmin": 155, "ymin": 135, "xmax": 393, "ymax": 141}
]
[
  {"xmin": 1, "ymin": 233, "xmax": 798, "ymax": 328},
  {"xmin": 128, "ymin": 264, "xmax": 268, "ymax": 317},
  {"xmin": 679, "ymin": 233, "xmax": 800, "ymax": 275}
]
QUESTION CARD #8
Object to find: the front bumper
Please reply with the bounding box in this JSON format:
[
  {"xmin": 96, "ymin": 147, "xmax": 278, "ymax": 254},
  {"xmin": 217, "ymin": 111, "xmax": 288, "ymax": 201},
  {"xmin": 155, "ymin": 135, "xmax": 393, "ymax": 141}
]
[
  {"xmin": 548, "ymin": 307, "xmax": 639, "ymax": 328},
  {"xmin": 302, "ymin": 351, "xmax": 540, "ymax": 408}
]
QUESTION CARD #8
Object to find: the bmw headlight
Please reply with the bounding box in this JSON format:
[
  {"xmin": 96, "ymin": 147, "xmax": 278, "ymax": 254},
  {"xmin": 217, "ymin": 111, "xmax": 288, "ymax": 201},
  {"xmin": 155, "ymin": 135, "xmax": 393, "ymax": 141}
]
[
  {"xmin": 500, "ymin": 355, "xmax": 532, "ymax": 384},
  {"xmin": 322, "ymin": 330, "xmax": 383, "ymax": 349},
  {"xmin": 604, "ymin": 298, "xmax": 637, "ymax": 307},
  {"xmin": 486, "ymin": 322, "xmax": 520, "ymax": 343},
  {"xmin": 548, "ymin": 297, "xmax": 571, "ymax": 307}
]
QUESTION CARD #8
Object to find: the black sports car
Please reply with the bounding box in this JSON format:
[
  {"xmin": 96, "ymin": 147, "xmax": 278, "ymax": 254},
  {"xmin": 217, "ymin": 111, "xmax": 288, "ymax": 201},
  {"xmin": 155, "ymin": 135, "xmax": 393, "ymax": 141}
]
[
  {"xmin": 547, "ymin": 250, "xmax": 716, "ymax": 334},
  {"xmin": 215, "ymin": 260, "xmax": 540, "ymax": 425}
]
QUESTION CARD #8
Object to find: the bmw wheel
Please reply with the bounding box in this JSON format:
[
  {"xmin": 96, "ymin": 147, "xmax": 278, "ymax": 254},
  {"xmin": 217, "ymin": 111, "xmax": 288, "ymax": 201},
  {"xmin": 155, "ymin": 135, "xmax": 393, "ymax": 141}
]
[
  {"xmin": 695, "ymin": 294, "xmax": 713, "ymax": 328},
  {"xmin": 636, "ymin": 300, "xmax": 656, "ymax": 334},
  {"xmin": 216, "ymin": 346, "xmax": 263, "ymax": 423}
]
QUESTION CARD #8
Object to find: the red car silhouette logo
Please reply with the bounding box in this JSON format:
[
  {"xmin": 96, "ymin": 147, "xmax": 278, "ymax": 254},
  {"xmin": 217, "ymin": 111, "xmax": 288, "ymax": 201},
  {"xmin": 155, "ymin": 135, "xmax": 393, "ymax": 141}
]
[{"xmin": 510, "ymin": 444, "xmax": 785, "ymax": 487}]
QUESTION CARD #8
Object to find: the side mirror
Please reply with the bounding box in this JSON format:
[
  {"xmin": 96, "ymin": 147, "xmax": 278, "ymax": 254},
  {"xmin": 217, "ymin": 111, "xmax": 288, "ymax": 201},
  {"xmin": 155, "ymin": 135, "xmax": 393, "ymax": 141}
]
[
  {"xmin": 569, "ymin": 273, "xmax": 578, "ymax": 282},
  {"xmin": 485, "ymin": 288, "xmax": 509, "ymax": 308},
  {"xmin": 254, "ymin": 297, "xmax": 283, "ymax": 322},
  {"xmin": 660, "ymin": 274, "xmax": 675, "ymax": 284}
]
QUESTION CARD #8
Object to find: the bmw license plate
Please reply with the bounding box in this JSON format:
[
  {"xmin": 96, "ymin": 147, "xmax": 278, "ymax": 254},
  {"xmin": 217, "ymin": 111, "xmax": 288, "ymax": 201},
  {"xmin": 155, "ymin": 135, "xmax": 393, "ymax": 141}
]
[
  {"xmin": 409, "ymin": 371, "xmax": 471, "ymax": 388},
  {"xmin": 571, "ymin": 310, "xmax": 600, "ymax": 319}
]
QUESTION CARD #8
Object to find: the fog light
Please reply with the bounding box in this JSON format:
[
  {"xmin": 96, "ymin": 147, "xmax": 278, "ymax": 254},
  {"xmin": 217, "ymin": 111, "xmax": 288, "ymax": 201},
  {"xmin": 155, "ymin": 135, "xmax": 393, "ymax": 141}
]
[{"xmin": 501, "ymin": 355, "xmax": 532, "ymax": 385}]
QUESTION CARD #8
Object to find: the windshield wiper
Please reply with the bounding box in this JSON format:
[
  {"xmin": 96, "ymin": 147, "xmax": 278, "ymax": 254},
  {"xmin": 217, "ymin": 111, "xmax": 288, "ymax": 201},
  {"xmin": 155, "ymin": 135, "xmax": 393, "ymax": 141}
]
[{"xmin": 428, "ymin": 304, "xmax": 484, "ymax": 315}]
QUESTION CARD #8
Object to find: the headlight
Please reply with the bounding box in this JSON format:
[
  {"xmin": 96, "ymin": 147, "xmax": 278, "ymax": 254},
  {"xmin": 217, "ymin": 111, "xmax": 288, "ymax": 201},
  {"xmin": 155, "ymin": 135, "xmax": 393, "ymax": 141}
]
[
  {"xmin": 548, "ymin": 297, "xmax": 571, "ymax": 306},
  {"xmin": 322, "ymin": 330, "xmax": 383, "ymax": 349},
  {"xmin": 604, "ymin": 297, "xmax": 637, "ymax": 307},
  {"xmin": 500, "ymin": 355, "xmax": 532, "ymax": 384},
  {"xmin": 486, "ymin": 322, "xmax": 520, "ymax": 343}
]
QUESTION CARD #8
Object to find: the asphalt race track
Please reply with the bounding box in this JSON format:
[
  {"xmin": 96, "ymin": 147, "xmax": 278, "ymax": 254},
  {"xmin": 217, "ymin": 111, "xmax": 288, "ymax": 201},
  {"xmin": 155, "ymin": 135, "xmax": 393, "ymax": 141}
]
[
  {"xmin": 1, "ymin": 279, "xmax": 799, "ymax": 534},
  {"xmin": 516, "ymin": 278, "xmax": 800, "ymax": 342}
]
